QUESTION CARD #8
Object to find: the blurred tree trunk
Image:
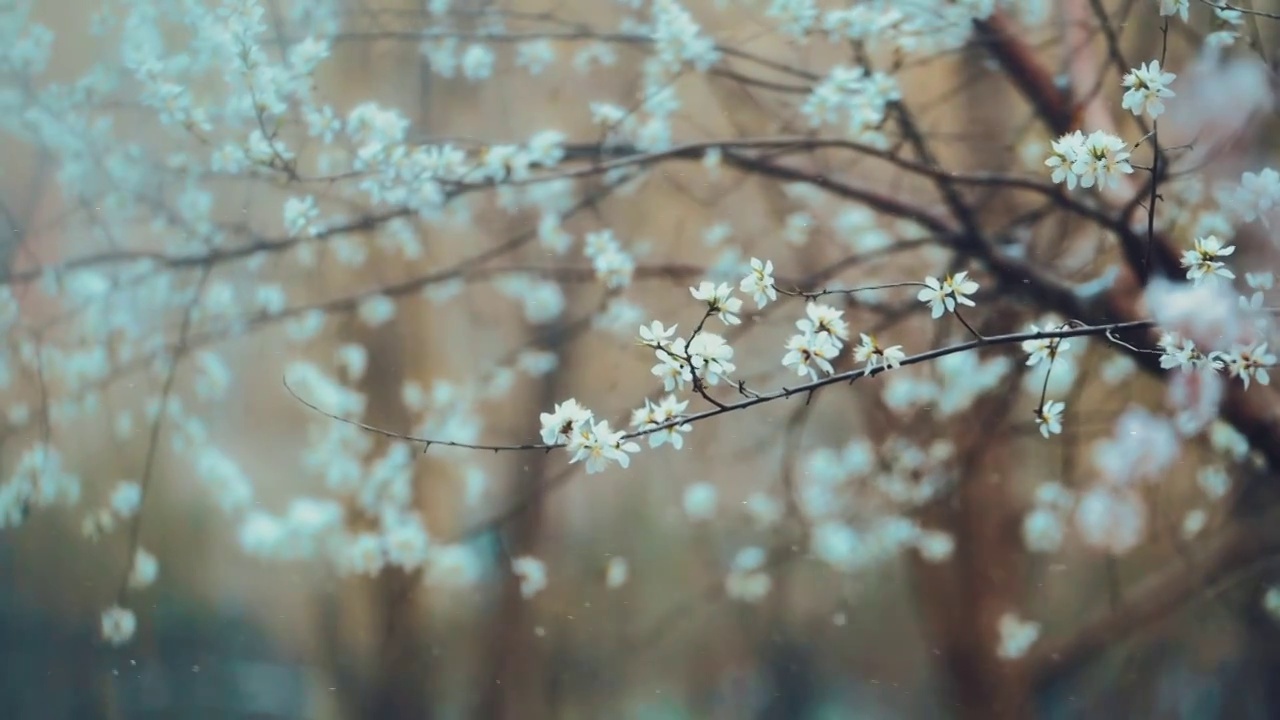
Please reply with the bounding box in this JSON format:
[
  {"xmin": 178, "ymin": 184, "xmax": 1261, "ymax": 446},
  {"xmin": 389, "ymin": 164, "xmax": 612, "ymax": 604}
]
[
  {"xmin": 907, "ymin": 40, "xmax": 1033, "ymax": 720},
  {"xmin": 356, "ymin": 323, "xmax": 436, "ymax": 720},
  {"xmin": 910, "ymin": 395, "xmax": 1030, "ymax": 720},
  {"xmin": 473, "ymin": 322, "xmax": 573, "ymax": 720}
]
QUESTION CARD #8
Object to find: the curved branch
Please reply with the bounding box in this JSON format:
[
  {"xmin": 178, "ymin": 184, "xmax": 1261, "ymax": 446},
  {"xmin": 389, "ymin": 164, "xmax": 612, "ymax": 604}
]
[{"xmin": 288, "ymin": 321, "xmax": 1155, "ymax": 453}]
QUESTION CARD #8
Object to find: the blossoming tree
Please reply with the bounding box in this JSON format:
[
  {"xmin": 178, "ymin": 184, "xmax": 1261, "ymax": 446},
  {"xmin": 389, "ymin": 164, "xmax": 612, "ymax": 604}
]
[{"xmin": 3, "ymin": 0, "xmax": 1280, "ymax": 717}]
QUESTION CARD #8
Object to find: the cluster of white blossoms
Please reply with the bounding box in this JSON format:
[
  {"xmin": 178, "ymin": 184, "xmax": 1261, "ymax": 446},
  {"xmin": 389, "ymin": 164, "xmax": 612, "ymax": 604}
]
[
  {"xmin": 1221, "ymin": 168, "xmax": 1280, "ymax": 225},
  {"xmin": 916, "ymin": 271, "xmax": 980, "ymax": 319},
  {"xmin": 793, "ymin": 436, "xmax": 956, "ymax": 576},
  {"xmin": 1029, "ymin": 262, "xmax": 1275, "ymax": 448},
  {"xmin": 739, "ymin": 257, "xmax": 778, "ymax": 309},
  {"xmin": 1121, "ymin": 60, "xmax": 1176, "ymax": 119},
  {"xmin": 1045, "ymin": 130, "xmax": 1135, "ymax": 191},
  {"xmin": 1158, "ymin": 0, "xmax": 1190, "ymax": 23},
  {"xmin": 1022, "ymin": 482, "xmax": 1075, "ymax": 554},
  {"xmin": 817, "ymin": 0, "xmax": 1038, "ymax": 55},
  {"xmin": 690, "ymin": 280, "xmax": 744, "ymax": 326},
  {"xmin": 533, "ymin": 252, "xmax": 993, "ymax": 481},
  {"xmin": 1027, "ymin": 416, "xmax": 1245, "ymax": 561},
  {"xmin": 1, "ymin": 0, "xmax": 1275, "ymax": 674},
  {"xmin": 1021, "ymin": 326, "xmax": 1071, "ymax": 369},
  {"xmin": 800, "ymin": 65, "xmax": 901, "ymax": 147},
  {"xmin": 1023, "ymin": 324, "xmax": 1072, "ymax": 439},
  {"xmin": 641, "ymin": 318, "xmax": 737, "ymax": 393},
  {"xmin": 0, "ymin": 443, "xmax": 81, "ymax": 529},
  {"xmin": 853, "ymin": 333, "xmax": 906, "ymax": 373},
  {"xmin": 1022, "ymin": 412, "xmax": 1236, "ymax": 559},
  {"xmin": 650, "ymin": 0, "xmax": 720, "ymax": 73},
  {"xmin": 534, "ymin": 257, "xmax": 987, "ymax": 476},
  {"xmin": 1180, "ymin": 234, "xmax": 1236, "ymax": 284},
  {"xmin": 1151, "ymin": 270, "xmax": 1277, "ymax": 392},
  {"xmin": 77, "ymin": 472, "xmax": 161, "ymax": 647},
  {"xmin": 1048, "ymin": 51, "xmax": 1178, "ymax": 191},
  {"xmin": 81, "ymin": 479, "xmax": 142, "ymax": 540},
  {"xmin": 1032, "ymin": 33, "xmax": 1279, "ymax": 468},
  {"xmin": 538, "ymin": 399, "xmax": 641, "ymax": 475},
  {"xmin": 782, "ymin": 303, "xmax": 851, "ymax": 380},
  {"xmin": 1009, "ymin": 153, "xmax": 1273, "ymax": 590},
  {"xmin": 629, "ymin": 394, "xmax": 693, "ymax": 450},
  {"xmin": 724, "ymin": 546, "xmax": 772, "ymax": 603},
  {"xmin": 882, "ymin": 348, "xmax": 1013, "ymax": 418},
  {"xmin": 584, "ymin": 229, "xmax": 637, "ymax": 290}
]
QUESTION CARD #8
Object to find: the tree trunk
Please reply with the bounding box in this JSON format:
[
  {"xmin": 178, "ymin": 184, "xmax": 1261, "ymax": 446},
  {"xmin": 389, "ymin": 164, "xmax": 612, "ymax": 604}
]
[
  {"xmin": 473, "ymin": 322, "xmax": 573, "ymax": 720},
  {"xmin": 911, "ymin": 418, "xmax": 1032, "ymax": 720},
  {"xmin": 359, "ymin": 325, "xmax": 435, "ymax": 720}
]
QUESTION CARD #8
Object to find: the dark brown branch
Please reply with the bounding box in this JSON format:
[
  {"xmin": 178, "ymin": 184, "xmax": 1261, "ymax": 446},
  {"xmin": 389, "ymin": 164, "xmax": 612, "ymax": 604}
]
[{"xmin": 971, "ymin": 12, "xmax": 1078, "ymax": 136}]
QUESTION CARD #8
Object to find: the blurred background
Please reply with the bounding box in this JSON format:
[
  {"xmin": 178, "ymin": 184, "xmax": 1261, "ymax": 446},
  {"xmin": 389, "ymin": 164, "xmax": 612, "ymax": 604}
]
[{"xmin": 2, "ymin": 1, "xmax": 1280, "ymax": 718}]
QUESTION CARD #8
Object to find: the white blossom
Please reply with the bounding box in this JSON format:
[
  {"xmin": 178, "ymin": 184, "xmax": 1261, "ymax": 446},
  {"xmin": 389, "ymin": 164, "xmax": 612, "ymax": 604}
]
[
  {"xmin": 1022, "ymin": 327, "xmax": 1069, "ymax": 367},
  {"xmin": 1045, "ymin": 130, "xmax": 1085, "ymax": 189},
  {"xmin": 1181, "ymin": 508, "xmax": 1207, "ymax": 539},
  {"xmin": 744, "ymin": 492, "xmax": 784, "ymax": 528},
  {"xmin": 1220, "ymin": 342, "xmax": 1275, "ymax": 389},
  {"xmin": 686, "ymin": 332, "xmax": 736, "ymax": 385},
  {"xmin": 1158, "ymin": 0, "xmax": 1189, "ymax": 23},
  {"xmin": 1074, "ymin": 484, "xmax": 1147, "ymax": 555},
  {"xmin": 1180, "ymin": 235, "xmax": 1236, "ymax": 285},
  {"xmin": 1265, "ymin": 586, "xmax": 1280, "ymax": 620},
  {"xmin": 109, "ymin": 480, "xmax": 143, "ymax": 518},
  {"xmin": 425, "ymin": 544, "xmax": 483, "ymax": 588},
  {"xmin": 1022, "ymin": 508, "xmax": 1066, "ymax": 553},
  {"xmin": 917, "ymin": 272, "xmax": 979, "ymax": 319},
  {"xmin": 568, "ymin": 420, "xmax": 641, "ymax": 474},
  {"xmin": 630, "ymin": 394, "xmax": 691, "ymax": 449},
  {"xmin": 739, "ymin": 257, "xmax": 777, "ymax": 309},
  {"xmin": 1074, "ymin": 131, "xmax": 1134, "ymax": 190},
  {"xmin": 1047, "ymin": 131, "xmax": 1133, "ymax": 191},
  {"xmin": 682, "ymin": 482, "xmax": 718, "ymax": 521},
  {"xmin": 1197, "ymin": 465, "xmax": 1231, "ymax": 500},
  {"xmin": 690, "ymin": 281, "xmax": 743, "ymax": 325},
  {"xmin": 1121, "ymin": 60, "xmax": 1176, "ymax": 119},
  {"xmin": 996, "ymin": 612, "xmax": 1041, "ymax": 660},
  {"xmin": 512, "ymin": 556, "xmax": 548, "ymax": 599},
  {"xmin": 605, "ymin": 556, "xmax": 629, "ymax": 589},
  {"xmin": 782, "ymin": 330, "xmax": 841, "ymax": 380},
  {"xmin": 1145, "ymin": 278, "xmax": 1244, "ymax": 353},
  {"xmin": 1035, "ymin": 400, "xmax": 1065, "ymax": 438},
  {"xmin": 540, "ymin": 399, "xmax": 594, "ymax": 446},
  {"xmin": 853, "ymin": 333, "xmax": 905, "ymax": 372},
  {"xmin": 1092, "ymin": 406, "xmax": 1180, "ymax": 484},
  {"xmin": 725, "ymin": 546, "xmax": 772, "ymax": 603},
  {"xmin": 796, "ymin": 302, "xmax": 850, "ymax": 341},
  {"xmin": 128, "ymin": 547, "xmax": 159, "ymax": 589},
  {"xmin": 101, "ymin": 606, "xmax": 137, "ymax": 646}
]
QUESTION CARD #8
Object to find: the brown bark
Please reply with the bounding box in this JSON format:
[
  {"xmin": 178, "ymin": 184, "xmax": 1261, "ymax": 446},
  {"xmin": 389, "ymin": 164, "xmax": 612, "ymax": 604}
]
[
  {"xmin": 364, "ymin": 570, "xmax": 433, "ymax": 720},
  {"xmin": 901, "ymin": 32, "xmax": 1036, "ymax": 719},
  {"xmin": 473, "ymin": 324, "xmax": 573, "ymax": 720},
  {"xmin": 356, "ymin": 324, "xmax": 435, "ymax": 720},
  {"xmin": 910, "ymin": 367, "xmax": 1033, "ymax": 720},
  {"xmin": 976, "ymin": 4, "xmax": 1280, "ymax": 708}
]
